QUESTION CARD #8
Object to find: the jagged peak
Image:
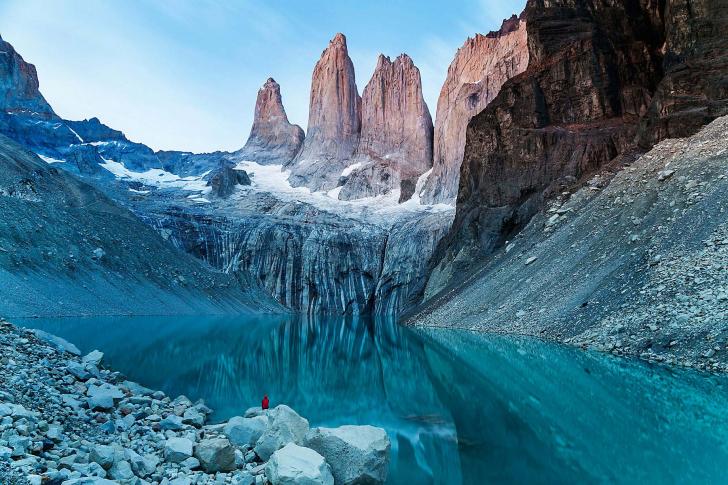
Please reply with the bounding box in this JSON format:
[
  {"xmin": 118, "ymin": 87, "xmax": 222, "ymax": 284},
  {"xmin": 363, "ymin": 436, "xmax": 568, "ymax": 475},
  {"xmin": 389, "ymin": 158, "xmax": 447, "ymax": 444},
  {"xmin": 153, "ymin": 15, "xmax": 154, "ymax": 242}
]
[
  {"xmin": 486, "ymin": 13, "xmax": 524, "ymax": 38},
  {"xmin": 260, "ymin": 77, "xmax": 280, "ymax": 92},
  {"xmin": 330, "ymin": 33, "xmax": 347, "ymax": 48},
  {"xmin": 375, "ymin": 54, "xmax": 392, "ymax": 69}
]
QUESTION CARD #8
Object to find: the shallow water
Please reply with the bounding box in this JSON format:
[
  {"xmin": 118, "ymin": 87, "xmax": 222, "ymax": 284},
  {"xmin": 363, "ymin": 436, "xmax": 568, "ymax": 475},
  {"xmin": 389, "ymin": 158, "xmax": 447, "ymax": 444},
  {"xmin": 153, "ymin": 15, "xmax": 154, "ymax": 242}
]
[{"xmin": 16, "ymin": 315, "xmax": 728, "ymax": 484}]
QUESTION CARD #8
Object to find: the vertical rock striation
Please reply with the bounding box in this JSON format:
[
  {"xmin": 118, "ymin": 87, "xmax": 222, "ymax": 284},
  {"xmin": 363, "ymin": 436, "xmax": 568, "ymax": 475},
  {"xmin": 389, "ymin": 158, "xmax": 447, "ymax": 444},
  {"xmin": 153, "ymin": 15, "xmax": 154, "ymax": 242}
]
[
  {"xmin": 235, "ymin": 78, "xmax": 304, "ymax": 165},
  {"xmin": 338, "ymin": 54, "xmax": 433, "ymax": 201},
  {"xmin": 420, "ymin": 16, "xmax": 529, "ymax": 205},
  {"xmin": 288, "ymin": 33, "xmax": 361, "ymax": 191}
]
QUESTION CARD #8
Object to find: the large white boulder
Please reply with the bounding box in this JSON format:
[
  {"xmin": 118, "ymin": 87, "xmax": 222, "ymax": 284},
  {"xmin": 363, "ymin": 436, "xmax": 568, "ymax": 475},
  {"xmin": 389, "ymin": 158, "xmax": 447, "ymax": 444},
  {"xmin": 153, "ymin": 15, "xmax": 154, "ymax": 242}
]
[
  {"xmin": 265, "ymin": 443, "xmax": 334, "ymax": 485},
  {"xmin": 305, "ymin": 425, "xmax": 390, "ymax": 484},
  {"xmin": 224, "ymin": 415, "xmax": 269, "ymax": 447},
  {"xmin": 254, "ymin": 405, "xmax": 309, "ymax": 460}
]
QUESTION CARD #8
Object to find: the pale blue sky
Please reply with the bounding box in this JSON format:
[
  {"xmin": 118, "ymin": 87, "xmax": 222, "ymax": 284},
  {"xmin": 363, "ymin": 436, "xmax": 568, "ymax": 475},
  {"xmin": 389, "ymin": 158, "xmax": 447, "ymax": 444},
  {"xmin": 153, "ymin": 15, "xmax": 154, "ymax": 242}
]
[{"xmin": 0, "ymin": 0, "xmax": 525, "ymax": 153}]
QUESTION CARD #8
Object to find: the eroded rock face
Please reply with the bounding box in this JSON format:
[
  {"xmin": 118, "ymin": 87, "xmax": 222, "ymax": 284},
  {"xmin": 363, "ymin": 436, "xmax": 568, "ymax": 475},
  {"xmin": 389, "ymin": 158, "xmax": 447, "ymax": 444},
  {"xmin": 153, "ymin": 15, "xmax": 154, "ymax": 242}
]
[
  {"xmin": 288, "ymin": 33, "xmax": 361, "ymax": 191},
  {"xmin": 0, "ymin": 34, "xmax": 55, "ymax": 117},
  {"xmin": 206, "ymin": 161, "xmax": 251, "ymax": 198},
  {"xmin": 237, "ymin": 78, "xmax": 305, "ymax": 166},
  {"xmin": 339, "ymin": 54, "xmax": 433, "ymax": 201},
  {"xmin": 427, "ymin": 0, "xmax": 727, "ymax": 297},
  {"xmin": 420, "ymin": 16, "xmax": 529, "ymax": 204},
  {"xmin": 636, "ymin": 0, "xmax": 728, "ymax": 147}
]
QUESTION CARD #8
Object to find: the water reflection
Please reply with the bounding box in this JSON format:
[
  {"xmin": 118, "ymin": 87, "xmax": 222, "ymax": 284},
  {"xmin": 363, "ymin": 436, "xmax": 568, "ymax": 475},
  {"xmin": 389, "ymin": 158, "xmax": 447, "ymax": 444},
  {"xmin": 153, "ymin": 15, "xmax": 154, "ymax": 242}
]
[{"xmin": 16, "ymin": 315, "xmax": 728, "ymax": 484}]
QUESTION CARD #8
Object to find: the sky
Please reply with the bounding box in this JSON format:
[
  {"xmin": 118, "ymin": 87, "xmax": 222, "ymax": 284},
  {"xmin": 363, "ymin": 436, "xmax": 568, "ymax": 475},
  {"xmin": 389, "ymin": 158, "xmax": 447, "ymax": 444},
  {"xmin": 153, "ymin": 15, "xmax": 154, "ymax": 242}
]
[{"xmin": 0, "ymin": 0, "xmax": 525, "ymax": 153}]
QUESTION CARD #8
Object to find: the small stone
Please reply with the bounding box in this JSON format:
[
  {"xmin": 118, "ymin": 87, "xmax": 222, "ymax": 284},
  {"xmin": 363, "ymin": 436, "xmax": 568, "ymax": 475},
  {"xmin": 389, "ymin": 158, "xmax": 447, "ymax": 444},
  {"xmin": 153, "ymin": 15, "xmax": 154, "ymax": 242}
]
[{"xmin": 524, "ymin": 256, "xmax": 538, "ymax": 266}]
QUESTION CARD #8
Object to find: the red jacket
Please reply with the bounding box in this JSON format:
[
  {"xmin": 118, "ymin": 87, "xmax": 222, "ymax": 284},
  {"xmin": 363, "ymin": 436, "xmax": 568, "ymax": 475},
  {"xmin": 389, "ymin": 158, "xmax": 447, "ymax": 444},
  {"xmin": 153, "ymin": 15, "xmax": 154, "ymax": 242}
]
[{"xmin": 262, "ymin": 395, "xmax": 269, "ymax": 410}]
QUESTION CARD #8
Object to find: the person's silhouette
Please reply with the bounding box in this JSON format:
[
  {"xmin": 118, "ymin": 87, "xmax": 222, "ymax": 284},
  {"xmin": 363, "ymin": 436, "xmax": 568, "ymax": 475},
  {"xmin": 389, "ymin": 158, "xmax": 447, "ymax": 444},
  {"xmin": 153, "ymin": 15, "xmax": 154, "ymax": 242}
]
[{"xmin": 262, "ymin": 395, "xmax": 269, "ymax": 410}]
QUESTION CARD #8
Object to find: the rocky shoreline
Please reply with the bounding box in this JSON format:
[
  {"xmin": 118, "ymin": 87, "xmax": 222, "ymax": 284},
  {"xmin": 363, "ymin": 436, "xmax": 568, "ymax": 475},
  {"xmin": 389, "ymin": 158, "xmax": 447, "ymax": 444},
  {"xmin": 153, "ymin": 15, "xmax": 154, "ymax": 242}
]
[{"xmin": 0, "ymin": 319, "xmax": 390, "ymax": 485}]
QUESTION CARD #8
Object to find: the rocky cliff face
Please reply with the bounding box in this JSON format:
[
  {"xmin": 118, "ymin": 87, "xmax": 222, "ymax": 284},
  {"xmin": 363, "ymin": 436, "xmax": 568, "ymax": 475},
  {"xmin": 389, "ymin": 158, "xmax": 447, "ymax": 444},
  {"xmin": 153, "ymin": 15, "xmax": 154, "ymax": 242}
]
[
  {"xmin": 338, "ymin": 54, "xmax": 433, "ymax": 201},
  {"xmin": 425, "ymin": 0, "xmax": 728, "ymax": 296},
  {"xmin": 420, "ymin": 16, "xmax": 529, "ymax": 205},
  {"xmin": 139, "ymin": 191, "xmax": 452, "ymax": 316},
  {"xmin": 636, "ymin": 0, "xmax": 728, "ymax": 147},
  {"xmin": 288, "ymin": 33, "xmax": 361, "ymax": 191},
  {"xmin": 235, "ymin": 78, "xmax": 304, "ymax": 165},
  {"xmin": 0, "ymin": 34, "xmax": 55, "ymax": 118}
]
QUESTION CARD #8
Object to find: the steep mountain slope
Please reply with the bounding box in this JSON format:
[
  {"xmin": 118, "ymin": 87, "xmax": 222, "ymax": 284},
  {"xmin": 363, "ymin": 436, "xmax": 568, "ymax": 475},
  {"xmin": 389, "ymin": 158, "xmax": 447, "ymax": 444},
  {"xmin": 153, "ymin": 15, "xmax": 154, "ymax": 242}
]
[
  {"xmin": 407, "ymin": 116, "xmax": 728, "ymax": 371},
  {"xmin": 426, "ymin": 0, "xmax": 728, "ymax": 295},
  {"xmin": 0, "ymin": 134, "xmax": 281, "ymax": 317}
]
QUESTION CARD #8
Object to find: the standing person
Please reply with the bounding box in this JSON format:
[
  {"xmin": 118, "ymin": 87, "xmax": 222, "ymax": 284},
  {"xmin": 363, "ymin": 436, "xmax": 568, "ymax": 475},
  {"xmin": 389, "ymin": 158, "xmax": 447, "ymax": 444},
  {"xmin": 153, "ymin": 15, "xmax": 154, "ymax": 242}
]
[{"xmin": 262, "ymin": 395, "xmax": 269, "ymax": 410}]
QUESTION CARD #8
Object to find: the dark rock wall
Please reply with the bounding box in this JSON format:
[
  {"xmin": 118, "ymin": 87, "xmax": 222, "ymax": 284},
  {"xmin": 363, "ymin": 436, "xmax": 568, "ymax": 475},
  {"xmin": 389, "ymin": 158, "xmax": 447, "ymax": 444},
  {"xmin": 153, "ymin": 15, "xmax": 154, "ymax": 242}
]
[{"xmin": 426, "ymin": 0, "xmax": 727, "ymax": 296}]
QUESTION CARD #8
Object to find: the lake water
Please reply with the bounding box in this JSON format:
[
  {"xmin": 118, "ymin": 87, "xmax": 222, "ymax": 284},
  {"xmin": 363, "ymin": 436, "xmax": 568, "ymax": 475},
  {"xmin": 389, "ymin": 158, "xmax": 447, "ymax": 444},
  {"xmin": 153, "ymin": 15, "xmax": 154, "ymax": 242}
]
[{"xmin": 16, "ymin": 315, "xmax": 728, "ymax": 484}]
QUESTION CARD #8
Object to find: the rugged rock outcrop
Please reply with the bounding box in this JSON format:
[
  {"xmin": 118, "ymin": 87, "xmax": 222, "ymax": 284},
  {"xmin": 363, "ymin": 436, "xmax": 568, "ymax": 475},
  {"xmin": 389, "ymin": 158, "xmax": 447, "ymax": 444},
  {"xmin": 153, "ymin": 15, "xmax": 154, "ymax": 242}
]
[
  {"xmin": 339, "ymin": 54, "xmax": 433, "ymax": 201},
  {"xmin": 288, "ymin": 33, "xmax": 361, "ymax": 191},
  {"xmin": 236, "ymin": 78, "xmax": 305, "ymax": 166},
  {"xmin": 425, "ymin": 0, "xmax": 728, "ymax": 297},
  {"xmin": 206, "ymin": 161, "xmax": 251, "ymax": 198},
  {"xmin": 0, "ymin": 34, "xmax": 55, "ymax": 117},
  {"xmin": 636, "ymin": 0, "xmax": 728, "ymax": 147},
  {"xmin": 420, "ymin": 15, "xmax": 529, "ymax": 204},
  {"xmin": 425, "ymin": 1, "xmax": 667, "ymax": 294}
]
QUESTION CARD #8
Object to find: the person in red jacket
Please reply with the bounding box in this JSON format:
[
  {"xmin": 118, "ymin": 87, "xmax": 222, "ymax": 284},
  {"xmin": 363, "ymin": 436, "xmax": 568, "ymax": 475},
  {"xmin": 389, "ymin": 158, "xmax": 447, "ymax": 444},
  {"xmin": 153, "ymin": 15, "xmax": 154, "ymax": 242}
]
[{"xmin": 262, "ymin": 395, "xmax": 269, "ymax": 410}]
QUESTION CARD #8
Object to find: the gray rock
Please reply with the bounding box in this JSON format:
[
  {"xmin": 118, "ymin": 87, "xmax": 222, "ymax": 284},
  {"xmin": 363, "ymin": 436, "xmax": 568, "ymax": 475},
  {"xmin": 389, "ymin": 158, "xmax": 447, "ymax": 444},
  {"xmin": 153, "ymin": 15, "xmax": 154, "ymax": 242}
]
[
  {"xmin": 244, "ymin": 406, "xmax": 265, "ymax": 418},
  {"xmin": 60, "ymin": 479, "xmax": 118, "ymax": 485},
  {"xmin": 180, "ymin": 456, "xmax": 200, "ymax": 469},
  {"xmin": 182, "ymin": 408, "xmax": 205, "ymax": 427},
  {"xmin": 89, "ymin": 444, "xmax": 116, "ymax": 470},
  {"xmin": 82, "ymin": 350, "xmax": 104, "ymax": 366},
  {"xmin": 127, "ymin": 448, "xmax": 158, "ymax": 478},
  {"xmin": 224, "ymin": 415, "xmax": 268, "ymax": 447},
  {"xmin": 194, "ymin": 437, "xmax": 236, "ymax": 473},
  {"xmin": 305, "ymin": 425, "xmax": 390, "ymax": 484},
  {"xmin": 254, "ymin": 405, "xmax": 309, "ymax": 460},
  {"xmin": 32, "ymin": 329, "xmax": 81, "ymax": 355},
  {"xmin": 160, "ymin": 414, "xmax": 184, "ymax": 431},
  {"xmin": 86, "ymin": 383, "xmax": 124, "ymax": 411},
  {"xmin": 164, "ymin": 437, "xmax": 194, "ymax": 463},
  {"xmin": 67, "ymin": 361, "xmax": 92, "ymax": 381},
  {"xmin": 265, "ymin": 443, "xmax": 334, "ymax": 485},
  {"xmin": 232, "ymin": 472, "xmax": 255, "ymax": 485},
  {"xmin": 108, "ymin": 459, "xmax": 134, "ymax": 480}
]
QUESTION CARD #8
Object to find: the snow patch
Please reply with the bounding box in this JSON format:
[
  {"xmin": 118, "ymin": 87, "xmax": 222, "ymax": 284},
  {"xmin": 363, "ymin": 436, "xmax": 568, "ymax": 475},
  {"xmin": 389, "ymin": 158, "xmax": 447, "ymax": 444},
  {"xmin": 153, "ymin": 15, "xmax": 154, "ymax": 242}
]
[
  {"xmin": 100, "ymin": 157, "xmax": 210, "ymax": 193},
  {"xmin": 341, "ymin": 161, "xmax": 363, "ymax": 177},
  {"xmin": 38, "ymin": 154, "xmax": 65, "ymax": 164},
  {"xmin": 66, "ymin": 125, "xmax": 84, "ymax": 143},
  {"xmin": 234, "ymin": 160, "xmax": 453, "ymax": 225}
]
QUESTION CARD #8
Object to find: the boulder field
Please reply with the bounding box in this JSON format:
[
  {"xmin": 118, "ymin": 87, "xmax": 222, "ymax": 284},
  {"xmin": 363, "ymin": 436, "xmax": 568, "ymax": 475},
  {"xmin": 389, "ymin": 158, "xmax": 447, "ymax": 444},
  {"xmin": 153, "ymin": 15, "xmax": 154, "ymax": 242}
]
[{"xmin": 0, "ymin": 320, "xmax": 391, "ymax": 484}]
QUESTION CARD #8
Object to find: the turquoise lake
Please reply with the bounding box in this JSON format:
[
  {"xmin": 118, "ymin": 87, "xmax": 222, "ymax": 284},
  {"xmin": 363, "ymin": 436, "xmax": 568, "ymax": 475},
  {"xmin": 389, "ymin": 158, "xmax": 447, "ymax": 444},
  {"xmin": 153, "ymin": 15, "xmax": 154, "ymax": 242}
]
[{"xmin": 16, "ymin": 315, "xmax": 728, "ymax": 484}]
